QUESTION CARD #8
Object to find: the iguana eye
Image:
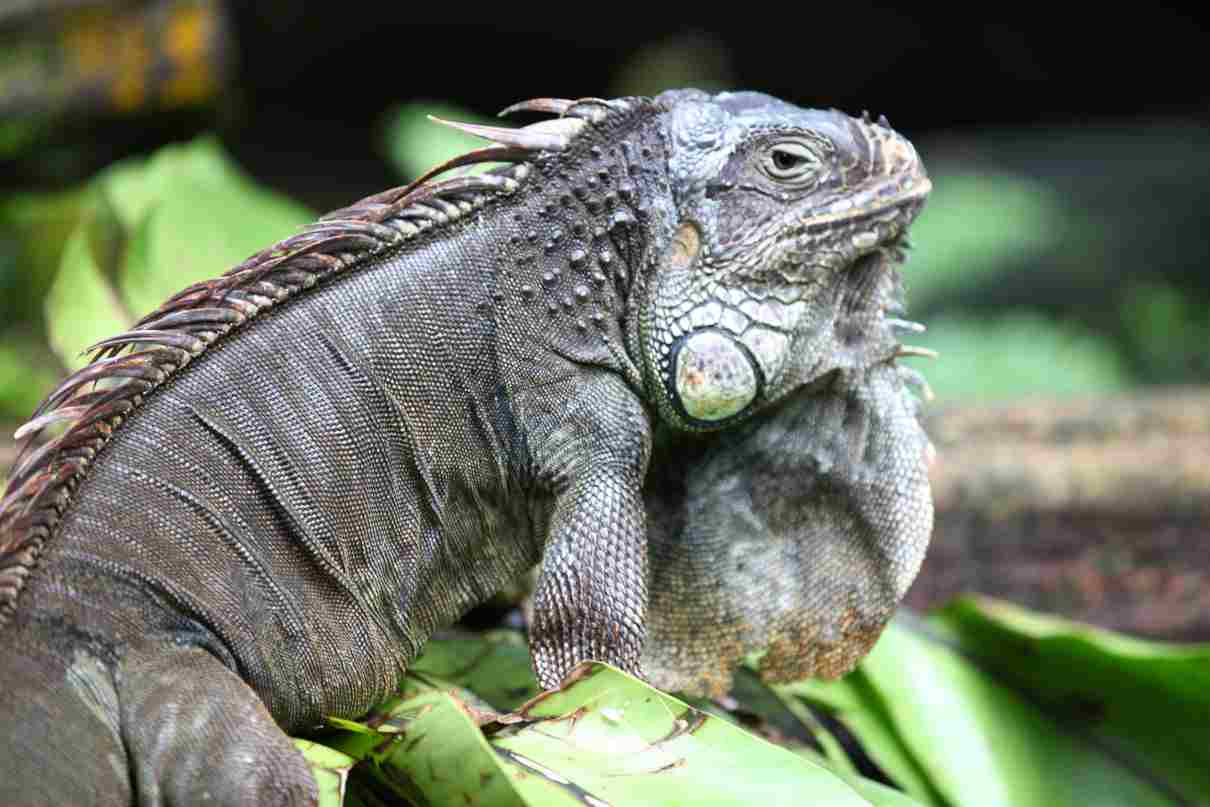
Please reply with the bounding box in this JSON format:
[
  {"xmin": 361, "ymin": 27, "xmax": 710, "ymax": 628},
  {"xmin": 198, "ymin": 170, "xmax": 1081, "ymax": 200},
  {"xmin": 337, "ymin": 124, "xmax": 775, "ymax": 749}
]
[{"xmin": 761, "ymin": 142, "xmax": 818, "ymax": 182}]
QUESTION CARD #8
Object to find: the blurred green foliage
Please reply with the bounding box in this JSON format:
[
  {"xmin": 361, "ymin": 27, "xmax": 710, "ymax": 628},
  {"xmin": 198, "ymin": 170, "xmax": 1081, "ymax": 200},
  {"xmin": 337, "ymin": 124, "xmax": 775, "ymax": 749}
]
[
  {"xmin": 904, "ymin": 171, "xmax": 1064, "ymax": 307},
  {"xmin": 42, "ymin": 136, "xmax": 312, "ymax": 371},
  {"xmin": 1119, "ymin": 282, "xmax": 1210, "ymax": 383},
  {"xmin": 899, "ymin": 169, "xmax": 1133, "ymax": 402},
  {"xmin": 380, "ymin": 102, "xmax": 501, "ymax": 181},
  {"xmin": 905, "ymin": 313, "xmax": 1129, "ymax": 402},
  {"xmin": 0, "ymin": 340, "xmax": 61, "ymax": 423},
  {"xmin": 0, "ymin": 136, "xmax": 311, "ymax": 422},
  {"xmin": 0, "ymin": 189, "xmax": 85, "ymax": 327}
]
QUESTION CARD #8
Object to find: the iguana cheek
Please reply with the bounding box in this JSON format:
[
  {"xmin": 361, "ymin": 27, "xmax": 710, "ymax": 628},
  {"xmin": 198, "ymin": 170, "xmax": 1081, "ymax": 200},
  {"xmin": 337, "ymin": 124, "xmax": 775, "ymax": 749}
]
[{"xmin": 672, "ymin": 330, "xmax": 760, "ymax": 423}]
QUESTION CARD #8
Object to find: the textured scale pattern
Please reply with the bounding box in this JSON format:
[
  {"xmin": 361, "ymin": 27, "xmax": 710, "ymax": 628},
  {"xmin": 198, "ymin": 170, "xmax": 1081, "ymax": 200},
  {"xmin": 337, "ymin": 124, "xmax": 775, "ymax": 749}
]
[{"xmin": 0, "ymin": 90, "xmax": 933, "ymax": 806}]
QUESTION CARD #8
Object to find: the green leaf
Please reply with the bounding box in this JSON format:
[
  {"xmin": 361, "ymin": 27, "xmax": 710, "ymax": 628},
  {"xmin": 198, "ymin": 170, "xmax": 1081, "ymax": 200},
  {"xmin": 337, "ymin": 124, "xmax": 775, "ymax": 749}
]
[
  {"xmin": 851, "ymin": 616, "xmax": 1191, "ymax": 806},
  {"xmin": 797, "ymin": 748, "xmax": 927, "ymax": 807},
  {"xmin": 42, "ymin": 136, "xmax": 313, "ymax": 368},
  {"xmin": 328, "ymin": 688, "xmax": 526, "ymax": 807},
  {"xmin": 492, "ymin": 662, "xmax": 869, "ymax": 806},
  {"xmin": 408, "ymin": 630, "xmax": 541, "ymax": 711},
  {"xmin": 313, "ymin": 660, "xmax": 879, "ymax": 806},
  {"xmin": 45, "ymin": 219, "xmax": 131, "ymax": 370},
  {"xmin": 780, "ymin": 673, "xmax": 944, "ymax": 806},
  {"xmin": 934, "ymin": 597, "xmax": 1210, "ymax": 802},
  {"xmin": 103, "ymin": 138, "xmax": 312, "ymax": 318},
  {"xmin": 294, "ymin": 739, "xmax": 355, "ymax": 807},
  {"xmin": 98, "ymin": 136, "xmax": 255, "ymax": 232}
]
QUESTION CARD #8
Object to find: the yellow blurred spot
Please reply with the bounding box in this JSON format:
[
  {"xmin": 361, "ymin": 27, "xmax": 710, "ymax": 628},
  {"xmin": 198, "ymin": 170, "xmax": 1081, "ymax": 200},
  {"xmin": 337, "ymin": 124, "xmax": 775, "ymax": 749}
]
[
  {"xmin": 111, "ymin": 23, "xmax": 151, "ymax": 113},
  {"xmin": 62, "ymin": 8, "xmax": 150, "ymax": 113},
  {"xmin": 162, "ymin": 3, "xmax": 218, "ymax": 107},
  {"xmin": 61, "ymin": 12, "xmax": 111, "ymax": 75},
  {"xmin": 56, "ymin": 2, "xmax": 220, "ymax": 115}
]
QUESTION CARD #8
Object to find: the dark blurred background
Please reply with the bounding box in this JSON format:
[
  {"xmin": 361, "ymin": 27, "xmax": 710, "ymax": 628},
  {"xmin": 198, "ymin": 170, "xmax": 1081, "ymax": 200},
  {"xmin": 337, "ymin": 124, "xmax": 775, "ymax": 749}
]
[{"xmin": 1, "ymin": 2, "xmax": 1208, "ymax": 638}]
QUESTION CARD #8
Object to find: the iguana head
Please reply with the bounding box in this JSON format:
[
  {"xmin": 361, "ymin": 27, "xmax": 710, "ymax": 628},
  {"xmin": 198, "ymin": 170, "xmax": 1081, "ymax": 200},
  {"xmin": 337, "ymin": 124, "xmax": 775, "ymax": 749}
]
[{"xmin": 636, "ymin": 89, "xmax": 931, "ymax": 430}]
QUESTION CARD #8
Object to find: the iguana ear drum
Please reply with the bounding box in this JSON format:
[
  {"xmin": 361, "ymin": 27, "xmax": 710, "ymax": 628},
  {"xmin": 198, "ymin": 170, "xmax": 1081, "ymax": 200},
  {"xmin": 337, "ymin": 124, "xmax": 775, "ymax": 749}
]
[{"xmin": 670, "ymin": 329, "xmax": 763, "ymax": 426}]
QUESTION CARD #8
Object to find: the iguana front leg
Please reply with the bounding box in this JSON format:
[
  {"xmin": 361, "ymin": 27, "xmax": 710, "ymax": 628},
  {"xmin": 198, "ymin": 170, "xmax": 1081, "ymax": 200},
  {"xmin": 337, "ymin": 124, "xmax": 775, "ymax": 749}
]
[{"xmin": 525, "ymin": 372, "xmax": 651, "ymax": 689}]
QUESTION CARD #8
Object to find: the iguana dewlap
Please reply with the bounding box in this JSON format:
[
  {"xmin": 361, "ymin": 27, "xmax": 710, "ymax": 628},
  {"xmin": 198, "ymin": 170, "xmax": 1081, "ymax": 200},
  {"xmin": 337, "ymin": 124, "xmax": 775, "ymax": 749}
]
[{"xmin": 0, "ymin": 90, "xmax": 932, "ymax": 805}]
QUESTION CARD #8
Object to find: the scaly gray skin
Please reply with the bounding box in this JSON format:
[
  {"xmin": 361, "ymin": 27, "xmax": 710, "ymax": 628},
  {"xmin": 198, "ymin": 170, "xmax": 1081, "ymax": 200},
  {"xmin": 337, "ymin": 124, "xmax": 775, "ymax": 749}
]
[{"xmin": 0, "ymin": 90, "xmax": 931, "ymax": 805}]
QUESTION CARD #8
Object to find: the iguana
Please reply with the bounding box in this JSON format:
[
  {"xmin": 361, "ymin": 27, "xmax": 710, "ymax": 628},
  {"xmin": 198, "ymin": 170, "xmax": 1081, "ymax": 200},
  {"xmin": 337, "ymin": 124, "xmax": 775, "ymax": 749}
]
[{"xmin": 0, "ymin": 89, "xmax": 932, "ymax": 806}]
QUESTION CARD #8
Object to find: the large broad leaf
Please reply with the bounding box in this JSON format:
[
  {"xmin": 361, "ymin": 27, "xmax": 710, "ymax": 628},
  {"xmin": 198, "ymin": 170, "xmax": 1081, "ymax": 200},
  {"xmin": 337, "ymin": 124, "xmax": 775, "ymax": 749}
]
[
  {"xmin": 492, "ymin": 662, "xmax": 869, "ymax": 806},
  {"xmin": 798, "ymin": 747, "xmax": 931, "ymax": 807},
  {"xmin": 319, "ymin": 658, "xmax": 875, "ymax": 806},
  {"xmin": 110, "ymin": 139, "xmax": 312, "ymax": 316},
  {"xmin": 407, "ymin": 629, "xmax": 541, "ymax": 711},
  {"xmin": 776, "ymin": 671, "xmax": 943, "ymax": 806},
  {"xmin": 931, "ymin": 597, "xmax": 1210, "ymax": 801},
  {"xmin": 44, "ymin": 219, "xmax": 132, "ymax": 371},
  {"xmin": 43, "ymin": 136, "xmax": 312, "ymax": 368},
  {"xmin": 330, "ymin": 683, "xmax": 527, "ymax": 807}
]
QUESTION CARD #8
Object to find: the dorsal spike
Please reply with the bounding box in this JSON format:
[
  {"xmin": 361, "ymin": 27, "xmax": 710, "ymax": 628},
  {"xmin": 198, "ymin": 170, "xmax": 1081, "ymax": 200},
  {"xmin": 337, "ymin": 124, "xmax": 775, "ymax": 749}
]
[
  {"xmin": 498, "ymin": 98, "xmax": 575, "ymax": 118},
  {"xmin": 894, "ymin": 345, "xmax": 939, "ymax": 360},
  {"xmin": 397, "ymin": 145, "xmax": 526, "ymax": 201},
  {"xmin": 427, "ymin": 115, "xmax": 584, "ymax": 152}
]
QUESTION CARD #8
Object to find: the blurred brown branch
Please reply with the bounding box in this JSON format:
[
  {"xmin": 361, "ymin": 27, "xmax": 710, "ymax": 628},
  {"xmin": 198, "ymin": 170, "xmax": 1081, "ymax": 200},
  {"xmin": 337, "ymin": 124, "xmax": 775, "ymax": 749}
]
[{"xmin": 911, "ymin": 387, "xmax": 1210, "ymax": 641}]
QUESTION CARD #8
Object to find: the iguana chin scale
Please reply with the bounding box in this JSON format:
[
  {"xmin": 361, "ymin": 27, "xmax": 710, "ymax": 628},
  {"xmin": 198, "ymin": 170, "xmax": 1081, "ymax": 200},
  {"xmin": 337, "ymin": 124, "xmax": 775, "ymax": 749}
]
[{"xmin": 0, "ymin": 89, "xmax": 932, "ymax": 805}]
